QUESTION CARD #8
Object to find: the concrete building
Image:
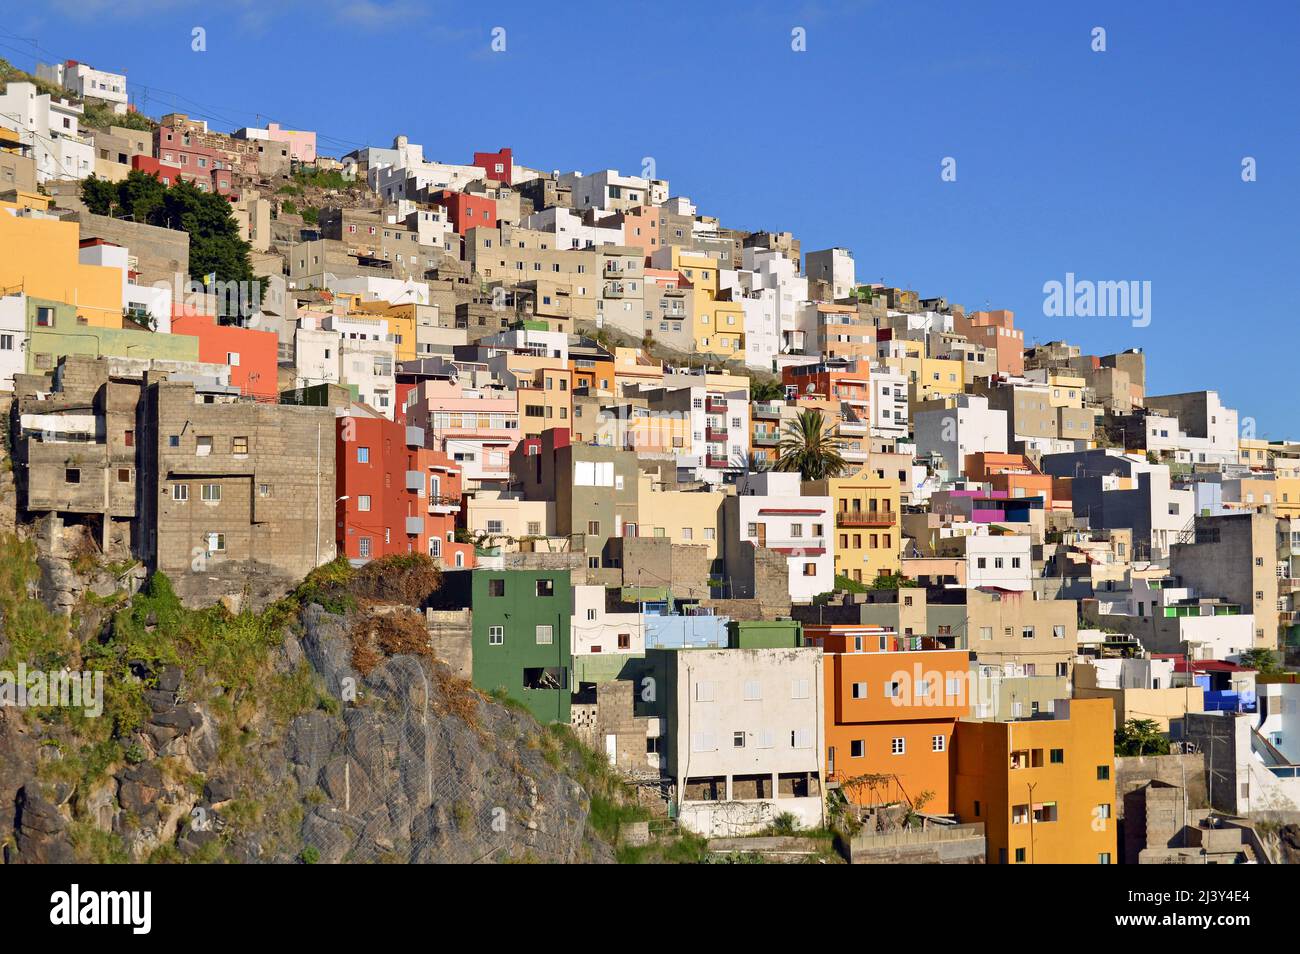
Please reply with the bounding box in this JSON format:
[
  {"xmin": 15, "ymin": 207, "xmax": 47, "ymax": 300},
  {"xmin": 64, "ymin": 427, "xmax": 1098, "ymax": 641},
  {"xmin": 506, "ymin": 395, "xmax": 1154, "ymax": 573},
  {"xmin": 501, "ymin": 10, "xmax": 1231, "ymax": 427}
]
[
  {"xmin": 725, "ymin": 471, "xmax": 835, "ymax": 604},
  {"xmin": 656, "ymin": 646, "xmax": 826, "ymax": 836}
]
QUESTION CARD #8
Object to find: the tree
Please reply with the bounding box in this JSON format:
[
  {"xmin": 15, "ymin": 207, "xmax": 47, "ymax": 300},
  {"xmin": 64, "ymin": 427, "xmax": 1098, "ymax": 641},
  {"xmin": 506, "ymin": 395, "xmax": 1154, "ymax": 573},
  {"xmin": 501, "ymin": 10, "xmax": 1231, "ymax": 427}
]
[
  {"xmin": 749, "ymin": 379, "xmax": 785, "ymax": 403},
  {"xmin": 81, "ymin": 171, "xmax": 259, "ymax": 304},
  {"xmin": 774, "ymin": 408, "xmax": 848, "ymax": 481},
  {"xmin": 1114, "ymin": 718, "xmax": 1170, "ymax": 757},
  {"xmin": 1239, "ymin": 647, "xmax": 1282, "ymax": 675}
]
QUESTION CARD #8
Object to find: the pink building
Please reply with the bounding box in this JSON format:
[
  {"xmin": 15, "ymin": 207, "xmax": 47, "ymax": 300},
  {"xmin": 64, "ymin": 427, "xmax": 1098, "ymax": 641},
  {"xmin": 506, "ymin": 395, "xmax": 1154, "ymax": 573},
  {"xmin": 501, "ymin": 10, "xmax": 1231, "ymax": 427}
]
[
  {"xmin": 237, "ymin": 122, "xmax": 317, "ymax": 164},
  {"xmin": 404, "ymin": 379, "xmax": 521, "ymax": 488}
]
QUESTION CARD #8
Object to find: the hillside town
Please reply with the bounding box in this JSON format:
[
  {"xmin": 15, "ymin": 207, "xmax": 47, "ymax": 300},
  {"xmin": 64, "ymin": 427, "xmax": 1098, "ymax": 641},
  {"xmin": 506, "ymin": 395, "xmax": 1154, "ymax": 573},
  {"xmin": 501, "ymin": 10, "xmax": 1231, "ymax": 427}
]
[{"xmin": 0, "ymin": 54, "xmax": 1294, "ymax": 867}]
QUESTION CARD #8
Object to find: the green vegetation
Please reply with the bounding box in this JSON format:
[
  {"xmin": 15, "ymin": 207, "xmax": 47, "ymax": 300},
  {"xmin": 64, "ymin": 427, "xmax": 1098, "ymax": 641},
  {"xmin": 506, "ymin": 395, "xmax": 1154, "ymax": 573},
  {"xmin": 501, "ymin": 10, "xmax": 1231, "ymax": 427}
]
[
  {"xmin": 1114, "ymin": 717, "xmax": 1171, "ymax": 757},
  {"xmin": 1240, "ymin": 647, "xmax": 1284, "ymax": 675},
  {"xmin": 81, "ymin": 101, "xmax": 155, "ymax": 132},
  {"xmin": 81, "ymin": 171, "xmax": 261, "ymax": 306},
  {"xmin": 775, "ymin": 408, "xmax": 849, "ymax": 481},
  {"xmin": 292, "ymin": 167, "xmax": 352, "ymax": 191}
]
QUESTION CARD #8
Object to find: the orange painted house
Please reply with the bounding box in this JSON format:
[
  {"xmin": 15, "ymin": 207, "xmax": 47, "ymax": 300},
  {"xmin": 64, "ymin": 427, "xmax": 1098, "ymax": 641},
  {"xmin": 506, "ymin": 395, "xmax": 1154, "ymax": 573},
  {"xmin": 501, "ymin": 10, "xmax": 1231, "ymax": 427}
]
[
  {"xmin": 964, "ymin": 452, "xmax": 1056, "ymax": 509},
  {"xmin": 171, "ymin": 310, "xmax": 279, "ymax": 401},
  {"xmin": 335, "ymin": 410, "xmax": 474, "ymax": 569},
  {"xmin": 805, "ymin": 624, "xmax": 972, "ymax": 814}
]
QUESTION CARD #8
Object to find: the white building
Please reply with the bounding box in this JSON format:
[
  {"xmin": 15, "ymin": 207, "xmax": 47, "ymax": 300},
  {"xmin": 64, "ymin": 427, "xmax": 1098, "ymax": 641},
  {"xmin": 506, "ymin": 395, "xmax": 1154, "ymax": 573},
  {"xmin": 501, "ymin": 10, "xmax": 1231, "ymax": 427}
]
[
  {"xmin": 521, "ymin": 206, "xmax": 622, "ymax": 249},
  {"xmin": 77, "ymin": 241, "xmax": 173, "ymax": 333},
  {"xmin": 0, "ymin": 82, "xmax": 93, "ymax": 183},
  {"xmin": 731, "ymin": 471, "xmax": 835, "ymax": 603},
  {"xmin": 963, "ymin": 534, "xmax": 1033, "ymax": 592},
  {"xmin": 737, "ymin": 247, "xmax": 808, "ymax": 370},
  {"xmin": 37, "ymin": 60, "xmax": 128, "ymax": 114},
  {"xmin": 571, "ymin": 585, "xmax": 645, "ymax": 657},
  {"xmin": 294, "ymin": 312, "xmax": 397, "ymax": 417},
  {"xmin": 804, "ymin": 247, "xmax": 855, "ymax": 301},
  {"xmin": 660, "ymin": 646, "xmax": 827, "ymax": 836},
  {"xmin": 870, "ymin": 364, "xmax": 909, "ymax": 442},
  {"xmin": 557, "ymin": 169, "xmax": 659, "ymax": 213},
  {"xmin": 914, "ymin": 394, "xmax": 1008, "ymax": 477},
  {"xmin": 0, "ymin": 293, "xmax": 26, "ymax": 390}
]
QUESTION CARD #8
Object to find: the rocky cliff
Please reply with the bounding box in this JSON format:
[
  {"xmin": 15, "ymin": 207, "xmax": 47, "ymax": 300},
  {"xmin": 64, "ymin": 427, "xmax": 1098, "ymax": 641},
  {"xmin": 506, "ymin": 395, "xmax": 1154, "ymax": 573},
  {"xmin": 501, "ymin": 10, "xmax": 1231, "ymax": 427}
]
[{"xmin": 0, "ymin": 542, "xmax": 616, "ymax": 864}]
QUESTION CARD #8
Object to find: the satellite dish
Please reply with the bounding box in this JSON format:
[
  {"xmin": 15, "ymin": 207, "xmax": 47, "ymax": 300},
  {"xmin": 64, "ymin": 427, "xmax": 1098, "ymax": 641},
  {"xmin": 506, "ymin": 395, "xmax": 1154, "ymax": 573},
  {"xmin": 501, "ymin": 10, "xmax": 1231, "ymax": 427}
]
[{"xmin": 805, "ymin": 382, "xmax": 815, "ymax": 393}]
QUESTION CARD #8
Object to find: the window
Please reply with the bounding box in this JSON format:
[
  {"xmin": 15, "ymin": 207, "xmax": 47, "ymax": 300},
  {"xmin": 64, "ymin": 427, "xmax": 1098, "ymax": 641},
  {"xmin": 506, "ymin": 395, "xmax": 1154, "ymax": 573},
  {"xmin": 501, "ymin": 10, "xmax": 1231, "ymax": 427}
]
[
  {"xmin": 196, "ymin": 436, "xmax": 213, "ymax": 456},
  {"xmin": 488, "ymin": 626, "xmax": 504, "ymax": 646},
  {"xmin": 172, "ymin": 484, "xmax": 188, "ymax": 501},
  {"xmin": 1053, "ymin": 625, "xmax": 1066, "ymax": 639},
  {"xmin": 117, "ymin": 468, "xmax": 131, "ymax": 483},
  {"xmin": 65, "ymin": 468, "xmax": 80, "ymax": 484},
  {"xmin": 1021, "ymin": 626, "xmax": 1035, "ymax": 640},
  {"xmin": 488, "ymin": 578, "xmax": 505, "ymax": 597},
  {"xmin": 0, "ymin": 334, "xmax": 11, "ymax": 350},
  {"xmin": 732, "ymin": 732, "xmax": 746, "ymax": 748},
  {"xmin": 1050, "ymin": 748, "xmax": 1064, "ymax": 764},
  {"xmin": 1097, "ymin": 765, "xmax": 1111, "ymax": 781},
  {"xmin": 1015, "ymin": 848, "xmax": 1026, "ymax": 864},
  {"xmin": 884, "ymin": 681, "xmax": 900, "ymax": 698},
  {"xmin": 535, "ymin": 624, "xmax": 553, "ymax": 645},
  {"xmin": 932, "ymin": 735, "xmax": 946, "ymax": 752},
  {"xmin": 851, "ymin": 682, "xmax": 867, "ymax": 699},
  {"xmin": 587, "ymin": 520, "xmax": 601, "ymax": 536},
  {"xmin": 891, "ymin": 737, "xmax": 905, "ymax": 755},
  {"xmin": 695, "ymin": 681, "xmax": 714, "ymax": 702},
  {"xmin": 357, "ymin": 495, "xmax": 371, "ymax": 512},
  {"xmin": 358, "ymin": 537, "xmax": 371, "ymax": 558},
  {"xmin": 169, "ymin": 435, "xmax": 180, "ymax": 448},
  {"xmin": 743, "ymin": 680, "xmax": 761, "ymax": 701},
  {"xmin": 536, "ymin": 578, "xmax": 554, "ymax": 597},
  {"xmin": 1098, "ymin": 853, "xmax": 1112, "ymax": 865},
  {"xmin": 486, "ymin": 520, "xmax": 503, "ymax": 534},
  {"xmin": 791, "ymin": 679, "xmax": 810, "ymax": 699},
  {"xmin": 232, "ymin": 436, "xmax": 248, "ymax": 455},
  {"xmin": 124, "ymin": 429, "xmax": 134, "ymax": 447},
  {"xmin": 206, "ymin": 532, "xmax": 226, "ymax": 553},
  {"xmin": 201, "ymin": 483, "xmax": 221, "ymax": 502},
  {"xmin": 850, "ymin": 740, "xmax": 865, "ymax": 758},
  {"xmin": 980, "ymin": 626, "xmax": 992, "ymax": 641},
  {"xmin": 1096, "ymin": 803, "xmax": 1111, "ymax": 820},
  {"xmin": 357, "ymin": 447, "xmax": 370, "ymax": 463},
  {"xmin": 258, "ymin": 484, "xmax": 271, "ymax": 498}
]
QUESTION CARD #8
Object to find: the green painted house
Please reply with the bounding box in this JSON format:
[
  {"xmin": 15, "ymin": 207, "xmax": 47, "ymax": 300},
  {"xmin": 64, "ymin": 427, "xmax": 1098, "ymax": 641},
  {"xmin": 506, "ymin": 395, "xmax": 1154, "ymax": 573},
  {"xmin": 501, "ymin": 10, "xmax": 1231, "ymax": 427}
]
[
  {"xmin": 728, "ymin": 618, "xmax": 803, "ymax": 649},
  {"xmin": 472, "ymin": 569, "xmax": 573, "ymax": 723}
]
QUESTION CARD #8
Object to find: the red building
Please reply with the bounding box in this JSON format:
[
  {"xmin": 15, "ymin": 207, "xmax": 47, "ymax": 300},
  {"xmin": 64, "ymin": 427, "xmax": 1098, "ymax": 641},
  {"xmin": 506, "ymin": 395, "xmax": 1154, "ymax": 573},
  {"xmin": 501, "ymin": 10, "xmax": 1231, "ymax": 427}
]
[
  {"xmin": 171, "ymin": 310, "xmax": 278, "ymax": 401},
  {"xmin": 147, "ymin": 127, "xmax": 234, "ymax": 197},
  {"xmin": 472, "ymin": 147, "xmax": 512, "ymax": 184},
  {"xmin": 336, "ymin": 411, "xmax": 474, "ymax": 569},
  {"xmin": 431, "ymin": 189, "xmax": 497, "ymax": 235}
]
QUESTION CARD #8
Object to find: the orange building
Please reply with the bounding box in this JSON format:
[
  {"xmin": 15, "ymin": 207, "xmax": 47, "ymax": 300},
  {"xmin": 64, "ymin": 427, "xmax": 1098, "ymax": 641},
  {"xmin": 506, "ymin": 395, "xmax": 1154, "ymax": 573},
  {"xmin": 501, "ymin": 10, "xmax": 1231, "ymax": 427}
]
[
  {"xmin": 964, "ymin": 452, "xmax": 1056, "ymax": 509},
  {"xmin": 953, "ymin": 697, "xmax": 1116, "ymax": 864},
  {"xmin": 953, "ymin": 309, "xmax": 1024, "ymax": 376},
  {"xmin": 806, "ymin": 624, "xmax": 972, "ymax": 815}
]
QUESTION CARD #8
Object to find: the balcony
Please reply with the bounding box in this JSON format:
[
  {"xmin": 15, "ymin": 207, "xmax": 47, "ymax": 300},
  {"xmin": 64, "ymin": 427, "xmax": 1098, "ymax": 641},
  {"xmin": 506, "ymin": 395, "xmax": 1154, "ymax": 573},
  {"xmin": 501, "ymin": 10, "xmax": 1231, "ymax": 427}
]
[
  {"xmin": 705, "ymin": 454, "xmax": 732, "ymax": 469},
  {"xmin": 604, "ymin": 282, "xmax": 625, "ymax": 299},
  {"xmin": 429, "ymin": 493, "xmax": 461, "ymax": 514},
  {"xmin": 405, "ymin": 516, "xmax": 424, "ymax": 535},
  {"xmin": 405, "ymin": 425, "xmax": 425, "ymax": 448},
  {"xmin": 705, "ymin": 398, "xmax": 728, "ymax": 414},
  {"xmin": 706, "ymin": 425, "xmax": 729, "ymax": 442},
  {"xmin": 836, "ymin": 511, "xmax": 896, "ymax": 528},
  {"xmin": 603, "ymin": 261, "xmax": 624, "ymax": 277},
  {"xmin": 1280, "ymin": 577, "xmax": 1300, "ymax": 595},
  {"xmin": 405, "ymin": 470, "xmax": 423, "ymax": 491},
  {"xmin": 753, "ymin": 429, "xmax": 779, "ymax": 447},
  {"xmin": 753, "ymin": 403, "xmax": 783, "ymax": 420}
]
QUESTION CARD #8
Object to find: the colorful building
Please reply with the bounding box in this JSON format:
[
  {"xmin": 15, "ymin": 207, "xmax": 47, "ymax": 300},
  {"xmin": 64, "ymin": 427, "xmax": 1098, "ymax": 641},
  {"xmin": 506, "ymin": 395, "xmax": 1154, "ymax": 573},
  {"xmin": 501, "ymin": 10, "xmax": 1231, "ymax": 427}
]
[
  {"xmin": 471, "ymin": 568, "xmax": 573, "ymax": 723},
  {"xmin": 0, "ymin": 208, "xmax": 123, "ymax": 327},
  {"xmin": 335, "ymin": 410, "xmax": 473, "ymax": 569},
  {"xmin": 171, "ymin": 311, "xmax": 278, "ymax": 401},
  {"xmin": 807, "ymin": 624, "xmax": 970, "ymax": 813},
  {"xmin": 953, "ymin": 697, "xmax": 1116, "ymax": 864},
  {"xmin": 806, "ymin": 464, "xmax": 902, "ymax": 584}
]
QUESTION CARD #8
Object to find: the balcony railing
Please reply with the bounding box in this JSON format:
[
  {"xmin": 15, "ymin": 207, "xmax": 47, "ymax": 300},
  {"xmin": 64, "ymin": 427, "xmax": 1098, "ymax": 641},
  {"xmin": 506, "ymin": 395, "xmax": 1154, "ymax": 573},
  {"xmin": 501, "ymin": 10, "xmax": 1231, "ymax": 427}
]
[
  {"xmin": 429, "ymin": 494, "xmax": 461, "ymax": 512},
  {"xmin": 705, "ymin": 454, "xmax": 732, "ymax": 469},
  {"xmin": 706, "ymin": 426, "xmax": 729, "ymax": 442},
  {"xmin": 705, "ymin": 398, "xmax": 728, "ymax": 414},
  {"xmin": 753, "ymin": 403, "xmax": 783, "ymax": 420},
  {"xmin": 753, "ymin": 430, "xmax": 779, "ymax": 447},
  {"xmin": 836, "ymin": 511, "xmax": 896, "ymax": 528}
]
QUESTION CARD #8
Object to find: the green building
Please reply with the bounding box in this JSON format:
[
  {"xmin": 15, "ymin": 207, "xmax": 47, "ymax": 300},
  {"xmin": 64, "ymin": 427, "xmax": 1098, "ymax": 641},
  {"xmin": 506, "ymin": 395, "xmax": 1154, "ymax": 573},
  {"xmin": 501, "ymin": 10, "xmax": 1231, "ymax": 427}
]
[
  {"xmin": 728, "ymin": 618, "xmax": 803, "ymax": 649},
  {"xmin": 26, "ymin": 297, "xmax": 200, "ymax": 371},
  {"xmin": 471, "ymin": 569, "xmax": 573, "ymax": 723}
]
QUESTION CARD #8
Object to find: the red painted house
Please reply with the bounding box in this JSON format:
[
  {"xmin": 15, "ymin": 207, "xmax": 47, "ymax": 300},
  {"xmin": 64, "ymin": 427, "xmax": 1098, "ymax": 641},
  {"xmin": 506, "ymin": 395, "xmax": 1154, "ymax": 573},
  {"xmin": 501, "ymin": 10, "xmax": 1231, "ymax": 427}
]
[
  {"xmin": 336, "ymin": 411, "xmax": 474, "ymax": 569},
  {"xmin": 472, "ymin": 147, "xmax": 512, "ymax": 184},
  {"xmin": 171, "ymin": 309, "xmax": 278, "ymax": 401},
  {"xmin": 147, "ymin": 127, "xmax": 234, "ymax": 197},
  {"xmin": 431, "ymin": 189, "xmax": 497, "ymax": 235}
]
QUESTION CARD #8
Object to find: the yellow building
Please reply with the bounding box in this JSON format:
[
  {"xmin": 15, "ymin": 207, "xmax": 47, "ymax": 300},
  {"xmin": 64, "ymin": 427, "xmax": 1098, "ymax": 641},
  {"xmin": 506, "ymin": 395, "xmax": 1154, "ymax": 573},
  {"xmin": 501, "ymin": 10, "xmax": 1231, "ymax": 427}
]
[
  {"xmin": 879, "ymin": 344, "xmax": 965, "ymax": 406},
  {"xmin": 505, "ymin": 356, "xmax": 572, "ymax": 438},
  {"xmin": 666, "ymin": 248, "xmax": 743, "ymax": 357},
  {"xmin": 352, "ymin": 299, "xmax": 426, "ymax": 362},
  {"xmin": 636, "ymin": 473, "xmax": 725, "ymax": 559},
  {"xmin": 805, "ymin": 466, "xmax": 901, "ymax": 583},
  {"xmin": 1227, "ymin": 476, "xmax": 1300, "ymax": 518},
  {"xmin": 0, "ymin": 206, "xmax": 123, "ymax": 328},
  {"xmin": 954, "ymin": 698, "xmax": 1117, "ymax": 865},
  {"xmin": 1044, "ymin": 371, "xmax": 1087, "ymax": 408}
]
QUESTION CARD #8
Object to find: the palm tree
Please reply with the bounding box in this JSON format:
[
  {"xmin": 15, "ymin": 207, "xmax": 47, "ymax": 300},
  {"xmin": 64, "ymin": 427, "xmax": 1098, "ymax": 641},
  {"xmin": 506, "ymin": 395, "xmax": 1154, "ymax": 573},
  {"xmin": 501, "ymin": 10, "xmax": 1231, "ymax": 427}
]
[
  {"xmin": 749, "ymin": 379, "xmax": 785, "ymax": 403},
  {"xmin": 775, "ymin": 409, "xmax": 848, "ymax": 480}
]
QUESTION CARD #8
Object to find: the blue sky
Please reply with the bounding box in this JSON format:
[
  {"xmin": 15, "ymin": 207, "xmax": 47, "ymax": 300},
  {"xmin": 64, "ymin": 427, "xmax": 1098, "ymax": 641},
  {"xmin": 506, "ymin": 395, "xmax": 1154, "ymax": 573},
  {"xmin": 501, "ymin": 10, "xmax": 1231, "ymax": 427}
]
[{"xmin": 6, "ymin": 0, "xmax": 1298, "ymax": 436}]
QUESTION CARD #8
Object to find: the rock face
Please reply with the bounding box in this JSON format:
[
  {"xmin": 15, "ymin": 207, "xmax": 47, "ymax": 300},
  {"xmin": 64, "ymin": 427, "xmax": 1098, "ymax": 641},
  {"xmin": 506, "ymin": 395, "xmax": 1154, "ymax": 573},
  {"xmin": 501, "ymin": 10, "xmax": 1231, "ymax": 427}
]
[{"xmin": 1, "ymin": 602, "xmax": 613, "ymax": 864}]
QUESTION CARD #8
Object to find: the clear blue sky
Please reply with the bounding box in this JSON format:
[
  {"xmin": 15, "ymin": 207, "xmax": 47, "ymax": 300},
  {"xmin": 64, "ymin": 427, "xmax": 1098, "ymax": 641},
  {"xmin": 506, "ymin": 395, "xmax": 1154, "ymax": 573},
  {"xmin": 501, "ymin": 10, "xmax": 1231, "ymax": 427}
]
[{"xmin": 7, "ymin": 1, "xmax": 1298, "ymax": 437}]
